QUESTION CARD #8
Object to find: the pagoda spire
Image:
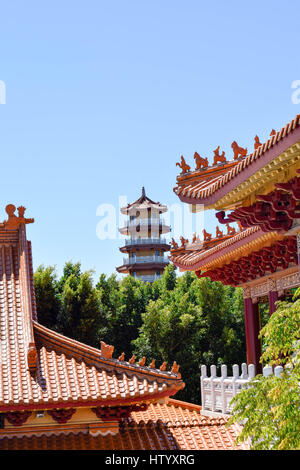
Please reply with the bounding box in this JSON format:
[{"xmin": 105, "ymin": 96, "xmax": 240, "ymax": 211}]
[{"xmin": 142, "ymin": 186, "xmax": 146, "ymax": 197}]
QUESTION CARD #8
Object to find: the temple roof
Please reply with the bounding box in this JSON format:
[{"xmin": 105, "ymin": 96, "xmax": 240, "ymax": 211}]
[
  {"xmin": 170, "ymin": 226, "xmax": 282, "ymax": 273},
  {"xmin": 0, "ymin": 399, "xmax": 248, "ymax": 450},
  {"xmin": 121, "ymin": 187, "xmax": 168, "ymax": 214},
  {"xmin": 174, "ymin": 114, "xmax": 300, "ymax": 209},
  {"xmin": 0, "ymin": 205, "xmax": 183, "ymax": 413}
]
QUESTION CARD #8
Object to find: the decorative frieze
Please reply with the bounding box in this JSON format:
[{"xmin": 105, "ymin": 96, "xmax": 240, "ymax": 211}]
[
  {"xmin": 244, "ymin": 269, "xmax": 300, "ymax": 301},
  {"xmin": 92, "ymin": 404, "xmax": 148, "ymax": 421},
  {"xmin": 5, "ymin": 411, "xmax": 32, "ymax": 426},
  {"xmin": 47, "ymin": 408, "xmax": 76, "ymax": 424}
]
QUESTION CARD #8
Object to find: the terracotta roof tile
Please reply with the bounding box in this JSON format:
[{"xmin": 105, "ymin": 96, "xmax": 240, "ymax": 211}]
[
  {"xmin": 0, "ymin": 400, "xmax": 248, "ymax": 450},
  {"xmin": 0, "ymin": 205, "xmax": 249, "ymax": 451},
  {"xmin": 170, "ymin": 226, "xmax": 261, "ymax": 270},
  {"xmin": 0, "ymin": 207, "xmax": 184, "ymax": 413},
  {"xmin": 174, "ymin": 114, "xmax": 300, "ymax": 205}
]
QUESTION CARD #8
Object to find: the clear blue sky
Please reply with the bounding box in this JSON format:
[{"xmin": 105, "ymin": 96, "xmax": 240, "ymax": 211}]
[{"xmin": 0, "ymin": 1, "xmax": 299, "ymax": 280}]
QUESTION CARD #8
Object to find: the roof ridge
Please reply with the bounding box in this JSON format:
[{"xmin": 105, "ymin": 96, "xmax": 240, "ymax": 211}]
[
  {"xmin": 33, "ymin": 321, "xmax": 183, "ymax": 381},
  {"xmin": 175, "ymin": 113, "xmax": 300, "ymax": 204}
]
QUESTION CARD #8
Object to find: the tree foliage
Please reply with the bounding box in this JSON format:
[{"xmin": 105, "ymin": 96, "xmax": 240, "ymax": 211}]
[{"xmin": 228, "ymin": 289, "xmax": 300, "ymax": 450}]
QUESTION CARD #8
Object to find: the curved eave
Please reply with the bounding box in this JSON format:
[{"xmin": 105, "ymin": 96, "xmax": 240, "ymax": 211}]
[
  {"xmin": 0, "ymin": 321, "xmax": 186, "ymax": 412},
  {"xmin": 119, "ymin": 225, "xmax": 171, "ymax": 236},
  {"xmin": 33, "ymin": 322, "xmax": 180, "ymax": 381},
  {"xmin": 121, "ymin": 204, "xmax": 168, "ymax": 215},
  {"xmin": 117, "ymin": 261, "xmax": 169, "ymax": 273},
  {"xmin": 174, "ymin": 115, "xmax": 300, "ymax": 209},
  {"xmin": 170, "ymin": 227, "xmax": 282, "ymax": 272},
  {"xmin": 119, "ymin": 243, "xmax": 171, "ymax": 253}
]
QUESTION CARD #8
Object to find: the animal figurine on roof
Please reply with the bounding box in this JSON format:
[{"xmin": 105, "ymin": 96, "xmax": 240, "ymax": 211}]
[
  {"xmin": 100, "ymin": 341, "xmax": 114, "ymax": 360},
  {"xmin": 203, "ymin": 229, "xmax": 212, "ymax": 241},
  {"xmin": 194, "ymin": 152, "xmax": 209, "ymax": 170},
  {"xmin": 180, "ymin": 236, "xmax": 188, "ymax": 247},
  {"xmin": 237, "ymin": 221, "xmax": 244, "ymax": 231},
  {"xmin": 213, "ymin": 146, "xmax": 226, "ymax": 165},
  {"xmin": 176, "ymin": 156, "xmax": 191, "ymax": 173},
  {"xmin": 270, "ymin": 129, "xmax": 276, "ymax": 136},
  {"xmin": 254, "ymin": 135, "xmax": 262, "ymax": 150},
  {"xmin": 171, "ymin": 238, "xmax": 178, "ymax": 249},
  {"xmin": 226, "ymin": 223, "xmax": 236, "ymax": 235},
  {"xmin": 216, "ymin": 226, "xmax": 223, "ymax": 238},
  {"xmin": 231, "ymin": 141, "xmax": 247, "ymax": 160}
]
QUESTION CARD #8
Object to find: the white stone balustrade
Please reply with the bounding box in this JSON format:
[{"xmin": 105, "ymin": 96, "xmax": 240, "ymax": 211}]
[{"xmin": 200, "ymin": 363, "xmax": 284, "ymax": 415}]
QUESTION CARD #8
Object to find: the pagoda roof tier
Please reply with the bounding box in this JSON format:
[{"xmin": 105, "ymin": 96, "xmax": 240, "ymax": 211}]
[
  {"xmin": 121, "ymin": 187, "xmax": 168, "ymax": 214},
  {"xmin": 119, "ymin": 221, "xmax": 171, "ymax": 236},
  {"xmin": 170, "ymin": 226, "xmax": 284, "ymax": 273},
  {"xmin": 119, "ymin": 239, "xmax": 170, "ymax": 254},
  {"xmin": 174, "ymin": 114, "xmax": 300, "ymax": 210},
  {"xmin": 116, "ymin": 258, "xmax": 169, "ymax": 274},
  {"xmin": 0, "ymin": 399, "xmax": 248, "ymax": 450},
  {"xmin": 0, "ymin": 205, "xmax": 183, "ymax": 414}
]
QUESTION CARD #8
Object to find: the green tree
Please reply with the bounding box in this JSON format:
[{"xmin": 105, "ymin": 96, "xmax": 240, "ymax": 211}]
[
  {"xmin": 33, "ymin": 265, "xmax": 61, "ymax": 329},
  {"xmin": 58, "ymin": 262, "xmax": 103, "ymax": 347},
  {"xmin": 228, "ymin": 289, "xmax": 300, "ymax": 450}
]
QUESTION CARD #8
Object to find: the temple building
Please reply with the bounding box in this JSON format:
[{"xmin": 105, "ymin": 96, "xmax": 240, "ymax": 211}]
[
  {"xmin": 0, "ymin": 203, "xmax": 247, "ymax": 450},
  {"xmin": 116, "ymin": 188, "xmax": 171, "ymax": 283},
  {"xmin": 170, "ymin": 114, "xmax": 300, "ymax": 374}
]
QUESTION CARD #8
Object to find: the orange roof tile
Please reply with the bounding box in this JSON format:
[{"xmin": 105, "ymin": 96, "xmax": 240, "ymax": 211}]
[
  {"xmin": 0, "ymin": 205, "xmax": 183, "ymax": 413},
  {"xmin": 0, "ymin": 400, "xmax": 248, "ymax": 450},
  {"xmin": 170, "ymin": 226, "xmax": 280, "ymax": 272},
  {"xmin": 174, "ymin": 114, "xmax": 300, "ymax": 205}
]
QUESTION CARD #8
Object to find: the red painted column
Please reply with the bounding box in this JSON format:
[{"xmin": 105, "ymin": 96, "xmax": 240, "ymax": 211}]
[
  {"xmin": 243, "ymin": 295, "xmax": 262, "ymax": 374},
  {"xmin": 268, "ymin": 278, "xmax": 279, "ymax": 315},
  {"xmin": 268, "ymin": 290, "xmax": 279, "ymax": 315}
]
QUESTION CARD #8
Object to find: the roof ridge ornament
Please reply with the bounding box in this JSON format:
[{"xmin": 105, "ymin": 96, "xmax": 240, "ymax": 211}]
[
  {"xmin": 254, "ymin": 135, "xmax": 262, "ymax": 150},
  {"xmin": 213, "ymin": 146, "xmax": 227, "ymax": 165},
  {"xmin": 176, "ymin": 156, "xmax": 191, "ymax": 174},
  {"xmin": 3, "ymin": 204, "xmax": 34, "ymax": 230},
  {"xmin": 100, "ymin": 341, "xmax": 114, "ymax": 360},
  {"xmin": 231, "ymin": 141, "xmax": 247, "ymax": 160},
  {"xmin": 194, "ymin": 152, "xmax": 208, "ymax": 170}
]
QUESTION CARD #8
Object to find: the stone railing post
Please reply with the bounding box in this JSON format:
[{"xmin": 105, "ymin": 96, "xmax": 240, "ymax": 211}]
[
  {"xmin": 263, "ymin": 365, "xmax": 273, "ymax": 377},
  {"xmin": 220, "ymin": 364, "xmax": 227, "ymax": 414},
  {"xmin": 200, "ymin": 365, "xmax": 207, "ymax": 409},
  {"xmin": 210, "ymin": 365, "xmax": 217, "ymax": 412}
]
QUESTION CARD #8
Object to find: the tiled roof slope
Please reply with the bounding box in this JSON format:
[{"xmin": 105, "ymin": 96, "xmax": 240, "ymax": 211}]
[
  {"xmin": 0, "ymin": 206, "xmax": 183, "ymax": 412},
  {"xmin": 175, "ymin": 114, "xmax": 300, "ymax": 205},
  {"xmin": 170, "ymin": 226, "xmax": 281, "ymax": 272},
  {"xmin": 0, "ymin": 400, "xmax": 248, "ymax": 450}
]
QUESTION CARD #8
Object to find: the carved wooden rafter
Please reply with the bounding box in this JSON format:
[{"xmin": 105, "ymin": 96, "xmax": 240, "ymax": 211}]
[
  {"xmin": 91, "ymin": 404, "xmax": 149, "ymax": 421},
  {"xmin": 216, "ymin": 176, "xmax": 300, "ymax": 233},
  {"xmin": 47, "ymin": 408, "xmax": 76, "ymax": 424},
  {"xmin": 197, "ymin": 237, "xmax": 297, "ymax": 286},
  {"xmin": 5, "ymin": 411, "xmax": 32, "ymax": 426}
]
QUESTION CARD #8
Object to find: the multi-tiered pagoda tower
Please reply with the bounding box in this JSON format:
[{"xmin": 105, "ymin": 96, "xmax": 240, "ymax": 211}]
[{"xmin": 116, "ymin": 188, "xmax": 171, "ymax": 282}]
